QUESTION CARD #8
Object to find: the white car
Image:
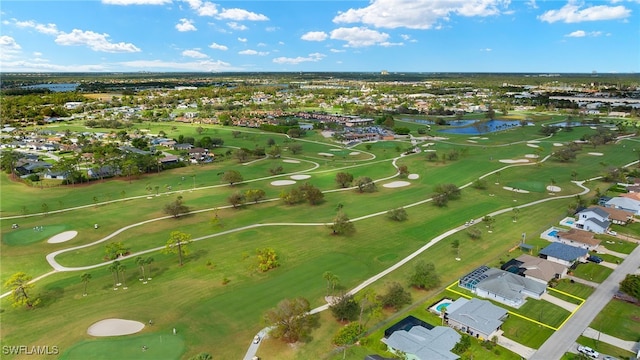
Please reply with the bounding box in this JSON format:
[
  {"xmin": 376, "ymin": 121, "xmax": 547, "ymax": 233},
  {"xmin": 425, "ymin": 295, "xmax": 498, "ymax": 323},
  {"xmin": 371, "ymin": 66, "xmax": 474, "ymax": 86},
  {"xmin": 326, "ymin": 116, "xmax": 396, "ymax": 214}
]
[
  {"xmin": 253, "ymin": 335, "xmax": 261, "ymax": 344},
  {"xmin": 578, "ymin": 345, "xmax": 599, "ymax": 359}
]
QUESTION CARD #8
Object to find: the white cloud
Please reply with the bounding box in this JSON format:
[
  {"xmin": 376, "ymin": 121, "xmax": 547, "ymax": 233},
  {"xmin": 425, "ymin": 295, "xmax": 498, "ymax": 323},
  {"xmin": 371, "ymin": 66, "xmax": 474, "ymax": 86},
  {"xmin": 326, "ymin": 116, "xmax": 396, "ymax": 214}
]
[
  {"xmin": 55, "ymin": 29, "xmax": 141, "ymax": 53},
  {"xmin": 330, "ymin": 48, "xmax": 346, "ymax": 53},
  {"xmin": 301, "ymin": 31, "xmax": 328, "ymax": 41},
  {"xmin": 33, "ymin": 51, "xmax": 43, "ymax": 57},
  {"xmin": 273, "ymin": 52, "xmax": 326, "ymax": 65},
  {"xmin": 118, "ymin": 59, "xmax": 237, "ymax": 71},
  {"xmin": 333, "ymin": 0, "xmax": 510, "ymax": 30},
  {"xmin": 565, "ymin": 30, "xmax": 603, "ymax": 37},
  {"xmin": 10, "ymin": 19, "xmax": 59, "ymax": 35},
  {"xmin": 400, "ymin": 34, "xmax": 411, "ymax": 40},
  {"xmin": 538, "ymin": 0, "xmax": 631, "ymax": 23},
  {"xmin": 238, "ymin": 49, "xmax": 269, "ymax": 56},
  {"xmin": 330, "ymin": 27, "xmax": 390, "ymax": 47},
  {"xmin": 227, "ymin": 22, "xmax": 248, "ymax": 31},
  {"xmin": 209, "ymin": 42, "xmax": 228, "ymax": 50},
  {"xmin": 265, "ymin": 26, "xmax": 278, "ymax": 32},
  {"xmin": 176, "ymin": 18, "xmax": 197, "ymax": 32},
  {"xmin": 0, "ymin": 35, "xmax": 21, "ymax": 51},
  {"xmin": 525, "ymin": 0, "xmax": 538, "ymax": 9},
  {"xmin": 480, "ymin": 47, "xmax": 492, "ymax": 51},
  {"xmin": 182, "ymin": 49, "xmax": 208, "ymax": 58},
  {"xmin": 237, "ymin": 37, "xmax": 247, "ymax": 42},
  {"xmin": 102, "ymin": 0, "xmax": 171, "ymax": 5},
  {"xmin": 0, "ymin": 60, "xmax": 108, "ymax": 72},
  {"xmin": 184, "ymin": 0, "xmax": 219, "ymax": 16},
  {"xmin": 217, "ymin": 8, "xmax": 269, "ymax": 21}
]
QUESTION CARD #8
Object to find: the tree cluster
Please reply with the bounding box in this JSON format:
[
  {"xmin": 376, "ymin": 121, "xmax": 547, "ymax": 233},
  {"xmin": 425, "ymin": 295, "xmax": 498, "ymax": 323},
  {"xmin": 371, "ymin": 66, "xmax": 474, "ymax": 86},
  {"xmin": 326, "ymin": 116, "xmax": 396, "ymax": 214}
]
[
  {"xmin": 432, "ymin": 183, "xmax": 461, "ymax": 207},
  {"xmin": 264, "ymin": 297, "xmax": 316, "ymax": 343},
  {"xmin": 256, "ymin": 247, "xmax": 279, "ymax": 272},
  {"xmin": 280, "ymin": 183, "xmax": 324, "ymax": 205},
  {"xmin": 408, "ymin": 260, "xmax": 441, "ymax": 290}
]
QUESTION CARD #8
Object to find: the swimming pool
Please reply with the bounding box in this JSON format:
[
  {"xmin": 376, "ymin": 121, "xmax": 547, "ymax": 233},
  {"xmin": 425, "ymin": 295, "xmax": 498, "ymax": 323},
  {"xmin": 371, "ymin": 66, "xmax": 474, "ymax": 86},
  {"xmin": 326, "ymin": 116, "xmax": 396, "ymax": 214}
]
[
  {"xmin": 548, "ymin": 230, "xmax": 558, "ymax": 237},
  {"xmin": 429, "ymin": 298, "xmax": 453, "ymax": 315}
]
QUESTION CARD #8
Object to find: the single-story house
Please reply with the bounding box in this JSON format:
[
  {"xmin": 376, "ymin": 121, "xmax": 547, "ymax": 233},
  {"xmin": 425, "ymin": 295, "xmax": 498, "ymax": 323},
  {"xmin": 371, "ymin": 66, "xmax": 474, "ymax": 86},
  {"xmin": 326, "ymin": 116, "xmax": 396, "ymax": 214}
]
[
  {"xmin": 173, "ymin": 143, "xmax": 194, "ymax": 151},
  {"xmin": 88, "ymin": 165, "xmax": 120, "ymax": 179},
  {"xmin": 445, "ymin": 298, "xmax": 508, "ymax": 340},
  {"xmin": 15, "ymin": 161, "xmax": 52, "ymax": 176},
  {"xmin": 42, "ymin": 170, "xmax": 68, "ymax": 180},
  {"xmin": 458, "ymin": 266, "xmax": 546, "ymax": 308},
  {"xmin": 539, "ymin": 242, "xmax": 588, "ymax": 267},
  {"xmin": 605, "ymin": 197, "xmax": 640, "ymax": 215},
  {"xmin": 385, "ymin": 325, "xmax": 461, "ymax": 360},
  {"xmin": 502, "ymin": 254, "xmax": 568, "ymax": 284},
  {"xmin": 158, "ymin": 155, "xmax": 180, "ymax": 164},
  {"xmin": 554, "ymin": 228, "xmax": 601, "ymax": 250}
]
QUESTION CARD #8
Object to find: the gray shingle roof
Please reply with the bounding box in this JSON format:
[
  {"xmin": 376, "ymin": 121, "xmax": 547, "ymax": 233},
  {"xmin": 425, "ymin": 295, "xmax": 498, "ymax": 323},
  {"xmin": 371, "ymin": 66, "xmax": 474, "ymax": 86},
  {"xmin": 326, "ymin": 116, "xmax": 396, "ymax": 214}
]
[
  {"xmin": 539, "ymin": 242, "xmax": 588, "ymax": 262},
  {"xmin": 386, "ymin": 325, "xmax": 460, "ymax": 360},
  {"xmin": 446, "ymin": 298, "xmax": 507, "ymax": 336},
  {"xmin": 475, "ymin": 268, "xmax": 547, "ymax": 302}
]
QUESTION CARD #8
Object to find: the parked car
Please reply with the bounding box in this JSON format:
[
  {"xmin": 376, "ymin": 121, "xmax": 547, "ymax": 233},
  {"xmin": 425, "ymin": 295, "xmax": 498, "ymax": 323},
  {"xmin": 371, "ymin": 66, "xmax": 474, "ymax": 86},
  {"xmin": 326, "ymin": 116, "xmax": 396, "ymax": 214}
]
[
  {"xmin": 578, "ymin": 345, "xmax": 600, "ymax": 359},
  {"xmin": 587, "ymin": 255, "xmax": 603, "ymax": 263},
  {"xmin": 253, "ymin": 335, "xmax": 261, "ymax": 344}
]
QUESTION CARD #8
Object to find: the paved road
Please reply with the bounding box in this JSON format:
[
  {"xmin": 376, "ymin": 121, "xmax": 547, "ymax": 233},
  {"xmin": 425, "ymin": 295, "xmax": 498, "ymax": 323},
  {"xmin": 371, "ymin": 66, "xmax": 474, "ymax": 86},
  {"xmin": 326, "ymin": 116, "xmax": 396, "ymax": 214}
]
[{"xmin": 530, "ymin": 244, "xmax": 640, "ymax": 360}]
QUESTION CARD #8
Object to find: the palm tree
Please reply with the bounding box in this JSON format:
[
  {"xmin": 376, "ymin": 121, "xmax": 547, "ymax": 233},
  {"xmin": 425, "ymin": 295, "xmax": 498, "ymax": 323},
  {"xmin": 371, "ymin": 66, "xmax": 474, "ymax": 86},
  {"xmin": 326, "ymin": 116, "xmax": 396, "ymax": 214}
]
[
  {"xmin": 80, "ymin": 273, "xmax": 92, "ymax": 296},
  {"xmin": 118, "ymin": 263, "xmax": 127, "ymax": 289},
  {"xmin": 108, "ymin": 261, "xmax": 121, "ymax": 289},
  {"xmin": 136, "ymin": 256, "xmax": 146, "ymax": 282},
  {"xmin": 145, "ymin": 257, "xmax": 154, "ymax": 280}
]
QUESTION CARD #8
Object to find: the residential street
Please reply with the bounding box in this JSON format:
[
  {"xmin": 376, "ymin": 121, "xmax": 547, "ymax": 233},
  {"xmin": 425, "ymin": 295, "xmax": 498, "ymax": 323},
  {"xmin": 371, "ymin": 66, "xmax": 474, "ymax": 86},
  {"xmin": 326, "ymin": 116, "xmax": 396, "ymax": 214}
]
[{"xmin": 530, "ymin": 244, "xmax": 640, "ymax": 360}]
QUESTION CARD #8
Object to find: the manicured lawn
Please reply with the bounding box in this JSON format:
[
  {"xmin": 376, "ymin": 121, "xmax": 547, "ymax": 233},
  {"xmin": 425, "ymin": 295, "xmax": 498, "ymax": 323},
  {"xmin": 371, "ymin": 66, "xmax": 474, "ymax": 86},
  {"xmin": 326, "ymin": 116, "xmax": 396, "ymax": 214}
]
[
  {"xmin": 551, "ymin": 279, "xmax": 595, "ymax": 299},
  {"xmin": 59, "ymin": 332, "xmax": 185, "ymax": 360},
  {"xmin": 577, "ymin": 335, "xmax": 636, "ymax": 360},
  {"xmin": 590, "ymin": 299, "xmax": 640, "ymax": 342},
  {"xmin": 515, "ymin": 298, "xmax": 571, "ymax": 329},
  {"xmin": 570, "ymin": 263, "xmax": 613, "ymax": 283},
  {"xmin": 2, "ymin": 224, "xmax": 70, "ymax": 245},
  {"xmin": 3, "ymin": 116, "xmax": 640, "ymax": 359}
]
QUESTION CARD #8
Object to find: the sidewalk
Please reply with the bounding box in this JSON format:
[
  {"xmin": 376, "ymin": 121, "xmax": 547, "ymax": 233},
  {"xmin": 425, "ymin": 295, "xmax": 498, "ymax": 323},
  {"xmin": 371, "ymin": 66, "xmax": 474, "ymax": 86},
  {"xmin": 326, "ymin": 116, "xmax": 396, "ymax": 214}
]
[
  {"xmin": 541, "ymin": 292, "xmax": 579, "ymax": 312},
  {"xmin": 566, "ymin": 275, "xmax": 599, "ymax": 288},
  {"xmin": 582, "ymin": 327, "xmax": 639, "ymax": 353},
  {"xmin": 496, "ymin": 331, "xmax": 537, "ymax": 359}
]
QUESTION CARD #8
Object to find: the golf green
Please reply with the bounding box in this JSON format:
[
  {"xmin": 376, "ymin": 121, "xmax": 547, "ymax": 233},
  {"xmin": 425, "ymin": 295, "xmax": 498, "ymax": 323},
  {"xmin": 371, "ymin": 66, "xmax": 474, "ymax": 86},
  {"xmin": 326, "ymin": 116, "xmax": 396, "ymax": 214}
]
[
  {"xmin": 2, "ymin": 224, "xmax": 70, "ymax": 246},
  {"xmin": 59, "ymin": 332, "xmax": 185, "ymax": 360}
]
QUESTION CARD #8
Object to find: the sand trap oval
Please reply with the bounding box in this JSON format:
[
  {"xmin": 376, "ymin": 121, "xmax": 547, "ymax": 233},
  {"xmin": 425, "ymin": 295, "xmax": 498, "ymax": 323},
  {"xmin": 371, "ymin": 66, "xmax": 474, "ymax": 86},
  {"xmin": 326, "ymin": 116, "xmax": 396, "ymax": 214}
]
[
  {"xmin": 47, "ymin": 231, "xmax": 78, "ymax": 244},
  {"xmin": 547, "ymin": 185, "xmax": 561, "ymax": 192},
  {"xmin": 87, "ymin": 319, "xmax": 145, "ymax": 337},
  {"xmin": 588, "ymin": 152, "xmax": 604, "ymax": 156},
  {"xmin": 290, "ymin": 174, "xmax": 311, "ymax": 180},
  {"xmin": 499, "ymin": 159, "xmax": 529, "ymax": 164},
  {"xmin": 329, "ymin": 149, "xmax": 342, "ymax": 151},
  {"xmin": 318, "ymin": 152, "xmax": 334, "ymax": 157},
  {"xmin": 525, "ymin": 154, "xmax": 539, "ymax": 159},
  {"xmin": 282, "ymin": 159, "xmax": 300, "ymax": 163},
  {"xmin": 408, "ymin": 174, "xmax": 419, "ymax": 180},
  {"xmin": 467, "ymin": 140, "xmax": 478, "ymax": 143},
  {"xmin": 383, "ymin": 181, "xmax": 411, "ymax": 188},
  {"xmin": 271, "ymin": 180, "xmax": 296, "ymax": 186},
  {"xmin": 553, "ymin": 143, "xmax": 564, "ymax": 147},
  {"xmin": 349, "ymin": 152, "xmax": 360, "ymax": 155},
  {"xmin": 421, "ymin": 143, "xmax": 435, "ymax": 147},
  {"xmin": 526, "ymin": 144, "xmax": 540, "ymax": 148}
]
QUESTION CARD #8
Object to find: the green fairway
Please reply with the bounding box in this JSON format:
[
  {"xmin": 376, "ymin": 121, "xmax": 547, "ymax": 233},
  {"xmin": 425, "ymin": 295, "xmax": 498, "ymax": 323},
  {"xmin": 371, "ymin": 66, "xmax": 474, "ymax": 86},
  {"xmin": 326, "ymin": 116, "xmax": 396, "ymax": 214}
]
[
  {"xmin": 2, "ymin": 224, "xmax": 70, "ymax": 245},
  {"xmin": 2, "ymin": 112, "xmax": 640, "ymax": 360},
  {"xmin": 59, "ymin": 332, "xmax": 185, "ymax": 360}
]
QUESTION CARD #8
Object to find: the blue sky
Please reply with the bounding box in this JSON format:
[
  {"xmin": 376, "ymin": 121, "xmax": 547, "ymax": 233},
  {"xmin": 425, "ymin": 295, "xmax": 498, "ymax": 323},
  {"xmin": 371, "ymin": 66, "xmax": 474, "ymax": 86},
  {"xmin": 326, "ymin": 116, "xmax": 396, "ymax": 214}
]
[{"xmin": 1, "ymin": 0, "xmax": 638, "ymax": 73}]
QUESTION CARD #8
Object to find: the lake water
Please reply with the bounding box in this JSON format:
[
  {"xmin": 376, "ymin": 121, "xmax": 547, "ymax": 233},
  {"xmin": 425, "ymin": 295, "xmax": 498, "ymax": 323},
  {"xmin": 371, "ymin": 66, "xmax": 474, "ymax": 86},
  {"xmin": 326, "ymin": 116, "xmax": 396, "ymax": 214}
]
[
  {"xmin": 21, "ymin": 83, "xmax": 80, "ymax": 92},
  {"xmin": 437, "ymin": 120, "xmax": 523, "ymax": 134}
]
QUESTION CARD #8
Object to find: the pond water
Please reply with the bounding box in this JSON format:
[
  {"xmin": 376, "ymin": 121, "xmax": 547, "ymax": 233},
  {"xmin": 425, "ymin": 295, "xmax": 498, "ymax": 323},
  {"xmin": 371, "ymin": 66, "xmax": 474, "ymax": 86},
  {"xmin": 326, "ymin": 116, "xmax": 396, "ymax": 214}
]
[
  {"xmin": 437, "ymin": 120, "xmax": 523, "ymax": 134},
  {"xmin": 20, "ymin": 83, "xmax": 80, "ymax": 92}
]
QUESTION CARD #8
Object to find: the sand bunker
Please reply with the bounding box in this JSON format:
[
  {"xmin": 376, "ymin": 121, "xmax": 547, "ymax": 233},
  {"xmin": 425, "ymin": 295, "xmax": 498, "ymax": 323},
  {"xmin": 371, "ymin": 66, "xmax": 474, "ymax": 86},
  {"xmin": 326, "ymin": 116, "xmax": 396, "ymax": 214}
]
[
  {"xmin": 349, "ymin": 152, "xmax": 360, "ymax": 155},
  {"xmin": 553, "ymin": 143, "xmax": 564, "ymax": 147},
  {"xmin": 318, "ymin": 152, "xmax": 334, "ymax": 157},
  {"xmin": 383, "ymin": 181, "xmax": 411, "ymax": 188},
  {"xmin": 588, "ymin": 152, "xmax": 604, "ymax": 156},
  {"xmin": 421, "ymin": 143, "xmax": 435, "ymax": 147},
  {"xmin": 527, "ymin": 140, "xmax": 540, "ymax": 143},
  {"xmin": 527, "ymin": 144, "xmax": 540, "ymax": 148},
  {"xmin": 547, "ymin": 185, "xmax": 561, "ymax": 192},
  {"xmin": 271, "ymin": 180, "xmax": 296, "ymax": 186},
  {"xmin": 499, "ymin": 159, "xmax": 529, "ymax": 164},
  {"xmin": 424, "ymin": 149, "xmax": 436, "ymax": 152},
  {"xmin": 87, "ymin": 319, "xmax": 145, "ymax": 337},
  {"xmin": 503, "ymin": 186, "xmax": 530, "ymax": 193},
  {"xmin": 525, "ymin": 154, "xmax": 539, "ymax": 159},
  {"xmin": 283, "ymin": 159, "xmax": 300, "ymax": 163},
  {"xmin": 408, "ymin": 174, "xmax": 419, "ymax": 180},
  {"xmin": 47, "ymin": 231, "xmax": 78, "ymax": 244},
  {"xmin": 290, "ymin": 174, "xmax": 311, "ymax": 180},
  {"xmin": 467, "ymin": 140, "xmax": 478, "ymax": 143},
  {"xmin": 329, "ymin": 148, "xmax": 342, "ymax": 151}
]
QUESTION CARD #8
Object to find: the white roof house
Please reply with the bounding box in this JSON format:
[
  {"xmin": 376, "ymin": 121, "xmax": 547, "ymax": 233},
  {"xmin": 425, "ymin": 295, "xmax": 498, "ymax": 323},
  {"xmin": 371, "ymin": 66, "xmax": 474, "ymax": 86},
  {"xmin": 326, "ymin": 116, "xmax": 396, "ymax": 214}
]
[{"xmin": 605, "ymin": 197, "xmax": 640, "ymax": 215}]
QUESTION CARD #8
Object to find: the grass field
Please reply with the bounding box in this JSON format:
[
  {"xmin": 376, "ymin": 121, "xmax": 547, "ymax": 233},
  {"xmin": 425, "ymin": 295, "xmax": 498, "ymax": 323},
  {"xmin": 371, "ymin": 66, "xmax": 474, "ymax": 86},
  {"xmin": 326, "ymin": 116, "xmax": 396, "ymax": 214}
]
[
  {"xmin": 59, "ymin": 332, "xmax": 186, "ymax": 360},
  {"xmin": 2, "ymin": 113, "xmax": 639, "ymax": 360}
]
